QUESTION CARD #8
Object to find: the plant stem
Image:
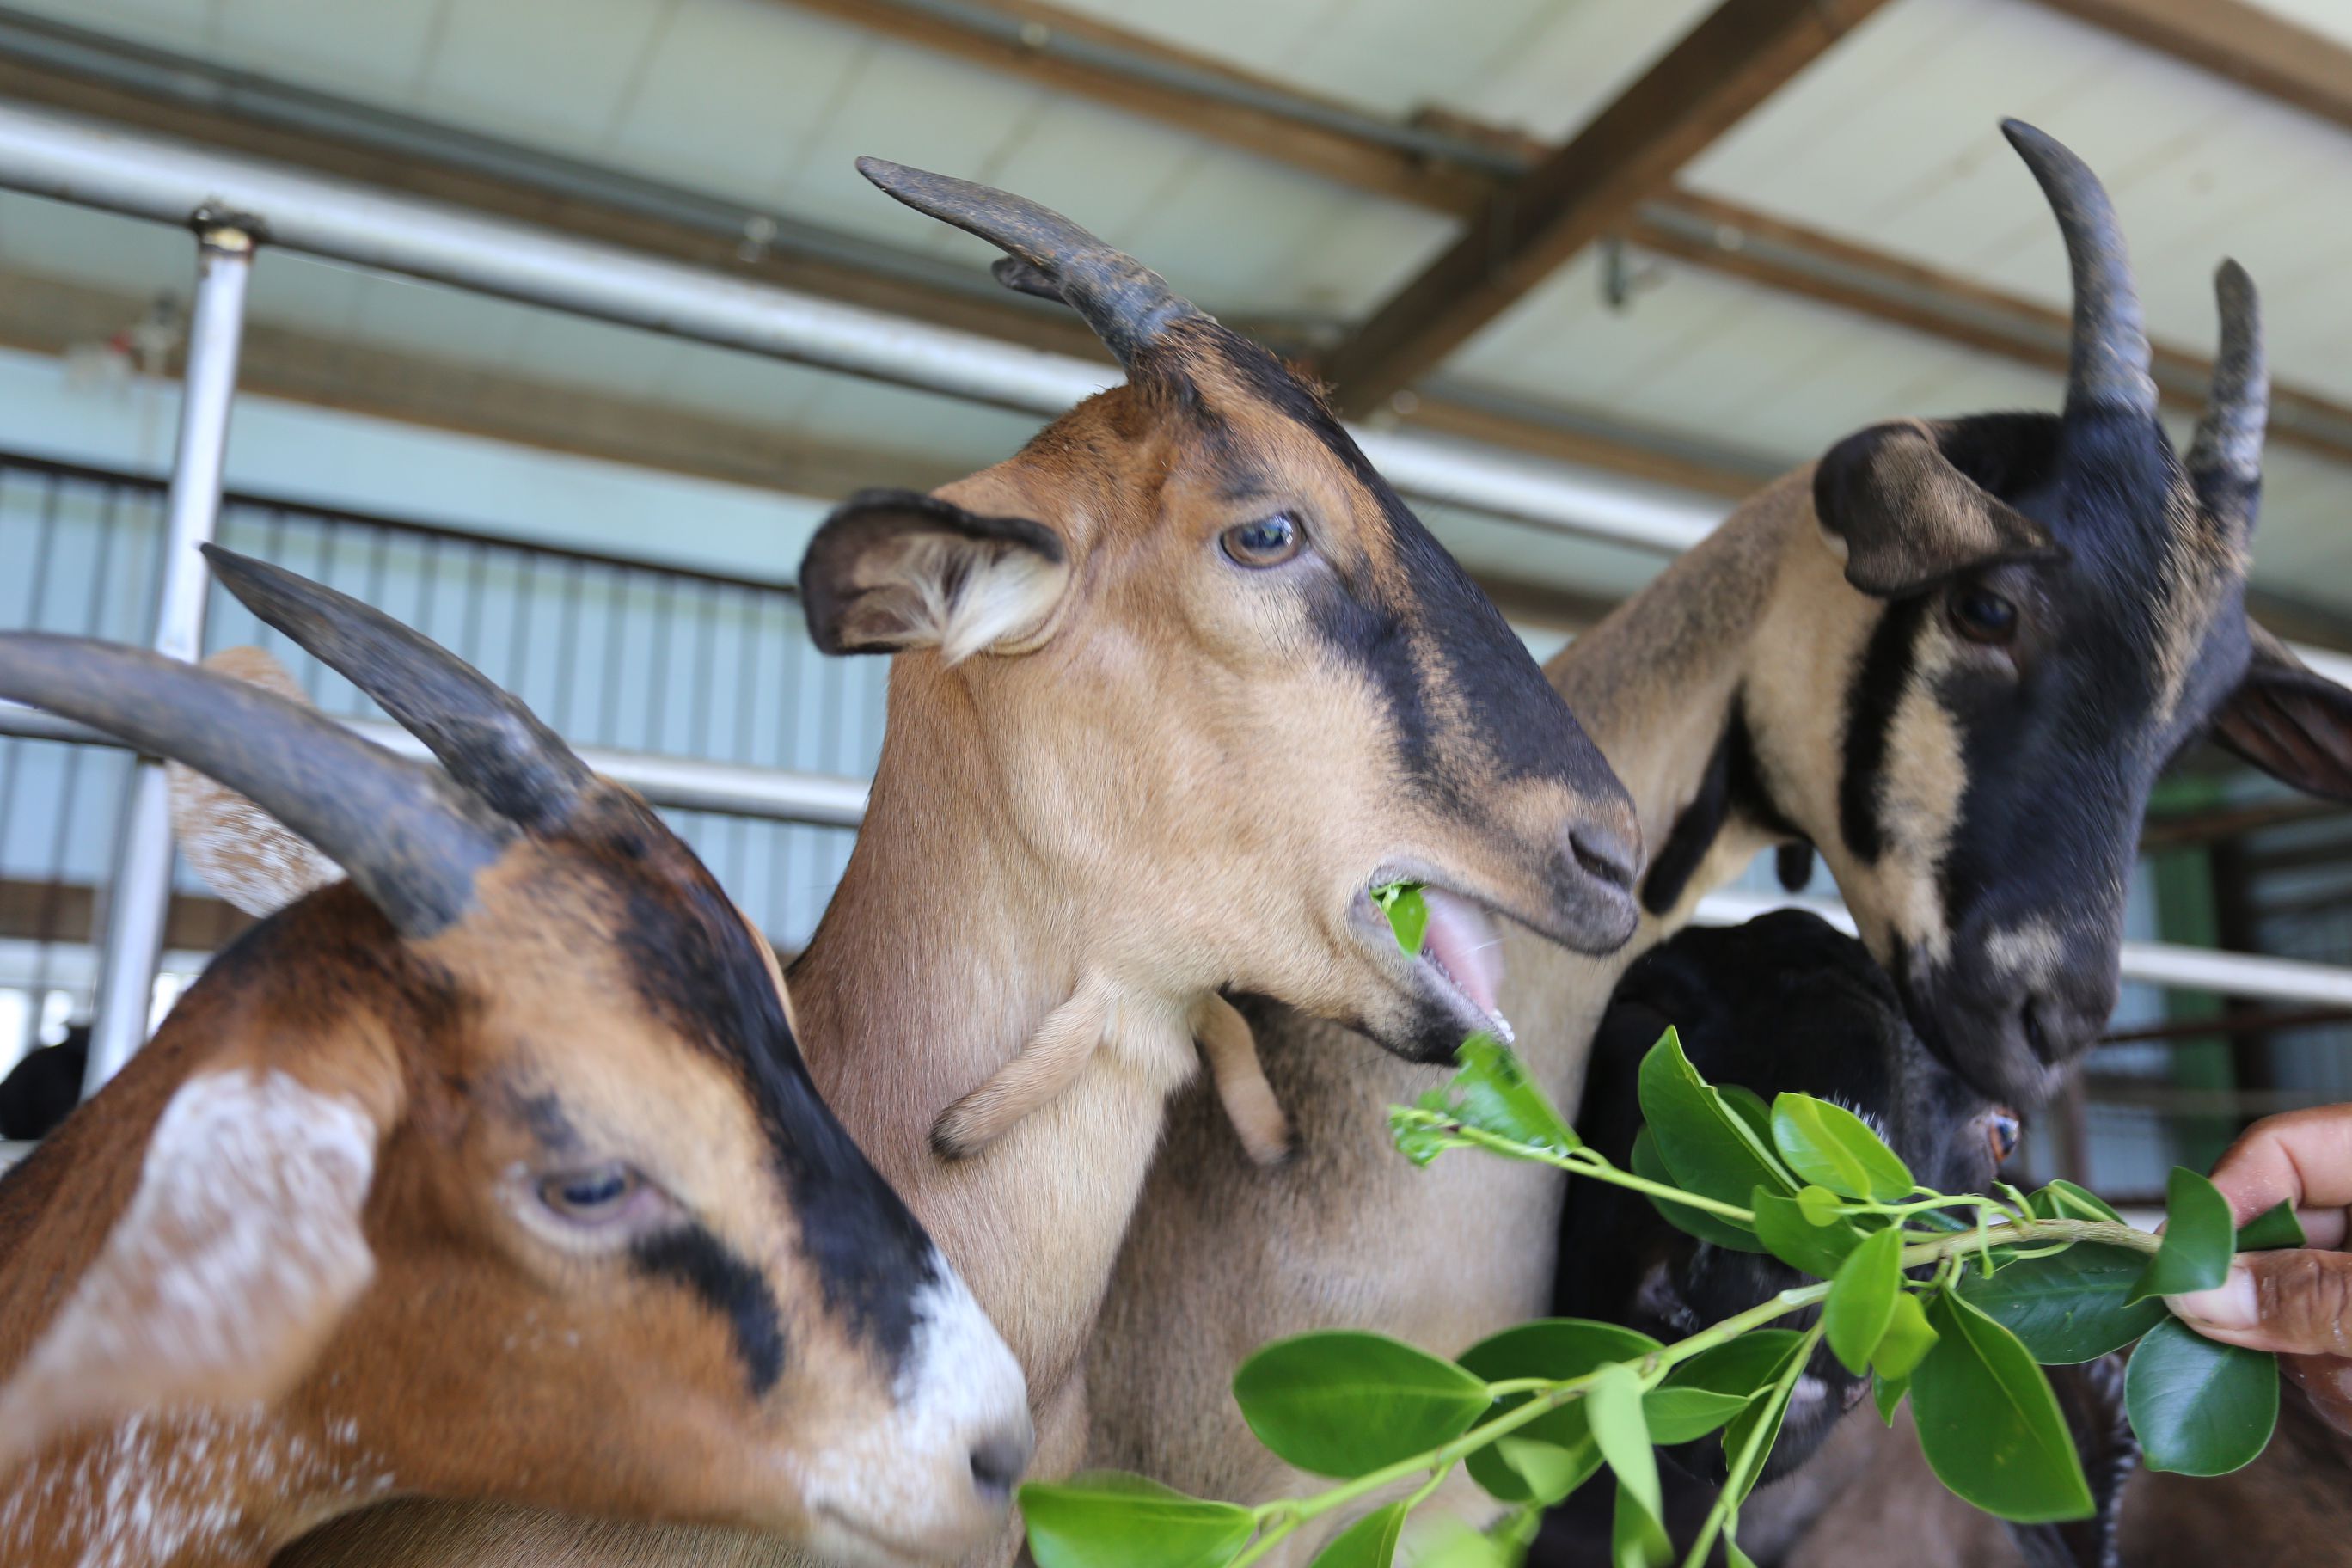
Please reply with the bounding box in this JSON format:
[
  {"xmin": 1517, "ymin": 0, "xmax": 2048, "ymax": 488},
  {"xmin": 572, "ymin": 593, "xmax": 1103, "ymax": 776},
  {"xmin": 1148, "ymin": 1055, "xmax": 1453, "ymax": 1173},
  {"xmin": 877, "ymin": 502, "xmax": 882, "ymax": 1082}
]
[
  {"xmin": 1390, "ymin": 1110, "xmax": 1757, "ymax": 1222},
  {"xmin": 1680, "ymin": 1324, "xmax": 1824, "ymax": 1568}
]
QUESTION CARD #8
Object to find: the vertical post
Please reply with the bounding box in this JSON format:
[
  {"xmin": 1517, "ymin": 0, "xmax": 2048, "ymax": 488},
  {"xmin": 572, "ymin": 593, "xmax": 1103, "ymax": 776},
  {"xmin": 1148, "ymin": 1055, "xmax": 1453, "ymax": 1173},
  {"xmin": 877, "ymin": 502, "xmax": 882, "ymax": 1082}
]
[{"xmin": 83, "ymin": 215, "xmax": 257, "ymax": 1096}]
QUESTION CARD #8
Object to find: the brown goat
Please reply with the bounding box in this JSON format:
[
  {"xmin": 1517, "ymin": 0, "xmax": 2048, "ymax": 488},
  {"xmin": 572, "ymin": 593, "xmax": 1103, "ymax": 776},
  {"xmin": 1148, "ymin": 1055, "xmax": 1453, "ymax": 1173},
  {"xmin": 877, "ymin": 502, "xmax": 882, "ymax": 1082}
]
[
  {"xmin": 0, "ymin": 574, "xmax": 1031, "ymax": 1566},
  {"xmin": 158, "ymin": 159, "xmax": 1643, "ymax": 1567},
  {"xmin": 1088, "ymin": 120, "xmax": 2352, "ymax": 1557}
]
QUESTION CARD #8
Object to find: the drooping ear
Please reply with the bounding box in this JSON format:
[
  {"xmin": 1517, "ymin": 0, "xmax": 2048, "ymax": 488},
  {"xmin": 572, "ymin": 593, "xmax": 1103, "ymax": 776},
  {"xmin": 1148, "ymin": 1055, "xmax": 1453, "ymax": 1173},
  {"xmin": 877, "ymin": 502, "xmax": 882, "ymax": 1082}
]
[
  {"xmin": 799, "ymin": 488, "xmax": 1070, "ymax": 663},
  {"xmin": 1814, "ymin": 420, "xmax": 2066, "ymax": 597},
  {"xmin": 0, "ymin": 1055, "xmax": 397, "ymax": 1463},
  {"xmin": 2212, "ymin": 623, "xmax": 2352, "ymax": 799},
  {"xmin": 168, "ymin": 646, "xmax": 345, "ymax": 916}
]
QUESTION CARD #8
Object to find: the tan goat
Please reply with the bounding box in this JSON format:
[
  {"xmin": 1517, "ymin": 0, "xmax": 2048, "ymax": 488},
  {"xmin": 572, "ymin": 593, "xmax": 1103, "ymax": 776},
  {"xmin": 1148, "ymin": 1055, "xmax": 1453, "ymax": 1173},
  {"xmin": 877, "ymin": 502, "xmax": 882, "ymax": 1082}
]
[
  {"xmin": 0, "ymin": 575, "xmax": 1031, "ymax": 1567},
  {"xmin": 161, "ymin": 157, "xmax": 1645, "ymax": 1567},
  {"xmin": 1088, "ymin": 120, "xmax": 2352, "ymax": 1557}
]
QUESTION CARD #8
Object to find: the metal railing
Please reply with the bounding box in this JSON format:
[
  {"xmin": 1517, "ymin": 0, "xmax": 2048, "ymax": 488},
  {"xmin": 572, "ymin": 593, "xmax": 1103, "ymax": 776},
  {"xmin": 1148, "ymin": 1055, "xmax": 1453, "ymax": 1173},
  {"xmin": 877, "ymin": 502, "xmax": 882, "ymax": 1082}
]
[
  {"xmin": 0, "ymin": 455, "xmax": 873, "ymax": 1075},
  {"xmin": 0, "ymin": 100, "xmax": 2349, "ymax": 1089}
]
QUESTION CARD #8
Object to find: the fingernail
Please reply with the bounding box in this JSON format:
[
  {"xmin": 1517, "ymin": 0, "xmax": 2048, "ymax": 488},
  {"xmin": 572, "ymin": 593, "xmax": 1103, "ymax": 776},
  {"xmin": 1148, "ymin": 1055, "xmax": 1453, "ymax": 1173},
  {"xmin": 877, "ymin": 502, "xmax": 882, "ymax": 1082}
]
[{"xmin": 2170, "ymin": 1259, "xmax": 2258, "ymax": 1330}]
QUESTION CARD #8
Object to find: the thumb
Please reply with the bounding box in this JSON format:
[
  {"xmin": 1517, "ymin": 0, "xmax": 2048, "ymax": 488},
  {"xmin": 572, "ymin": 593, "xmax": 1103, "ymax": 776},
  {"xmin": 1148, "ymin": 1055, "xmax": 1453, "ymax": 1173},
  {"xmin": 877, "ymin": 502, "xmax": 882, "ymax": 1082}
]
[{"xmin": 2170, "ymin": 1249, "xmax": 2352, "ymax": 1357}]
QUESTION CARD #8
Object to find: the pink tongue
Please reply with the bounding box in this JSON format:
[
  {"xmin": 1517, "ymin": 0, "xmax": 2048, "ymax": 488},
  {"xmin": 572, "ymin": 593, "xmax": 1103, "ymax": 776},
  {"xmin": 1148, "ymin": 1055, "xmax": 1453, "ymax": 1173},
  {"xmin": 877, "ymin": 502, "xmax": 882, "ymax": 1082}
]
[{"xmin": 1420, "ymin": 888, "xmax": 1504, "ymax": 1017}]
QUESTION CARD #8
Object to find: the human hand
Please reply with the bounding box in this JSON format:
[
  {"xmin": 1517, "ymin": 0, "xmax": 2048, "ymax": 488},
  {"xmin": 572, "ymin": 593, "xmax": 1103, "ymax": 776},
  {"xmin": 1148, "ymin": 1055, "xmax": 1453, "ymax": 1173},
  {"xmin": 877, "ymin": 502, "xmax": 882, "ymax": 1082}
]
[{"xmin": 2166, "ymin": 1104, "xmax": 2352, "ymax": 1435}]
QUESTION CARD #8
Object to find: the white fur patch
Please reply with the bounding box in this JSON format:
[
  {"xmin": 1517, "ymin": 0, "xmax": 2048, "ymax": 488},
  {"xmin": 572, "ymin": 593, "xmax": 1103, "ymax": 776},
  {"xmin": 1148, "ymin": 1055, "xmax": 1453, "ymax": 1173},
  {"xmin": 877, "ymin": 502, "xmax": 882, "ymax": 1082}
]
[
  {"xmin": 0, "ymin": 1408, "xmax": 395, "ymax": 1567},
  {"xmin": 787, "ymin": 1254, "xmax": 1030, "ymax": 1564},
  {"xmin": 902, "ymin": 536, "xmax": 1063, "ymax": 665},
  {"xmin": 0, "ymin": 1069, "xmax": 377, "ymax": 1463},
  {"xmin": 168, "ymin": 648, "xmax": 342, "ymax": 916}
]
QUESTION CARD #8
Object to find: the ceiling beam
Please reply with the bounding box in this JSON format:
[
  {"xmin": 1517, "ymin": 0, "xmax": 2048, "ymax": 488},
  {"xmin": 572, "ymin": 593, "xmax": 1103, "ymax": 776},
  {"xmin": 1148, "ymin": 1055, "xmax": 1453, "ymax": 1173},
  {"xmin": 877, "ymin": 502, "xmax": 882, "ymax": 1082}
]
[
  {"xmin": 776, "ymin": 0, "xmax": 1507, "ymax": 216},
  {"xmin": 10, "ymin": 273, "xmax": 961, "ymax": 500},
  {"xmin": 789, "ymin": 0, "xmax": 2352, "ymax": 462},
  {"xmin": 1314, "ymin": 0, "xmax": 1892, "ymax": 415},
  {"xmin": 1630, "ymin": 189, "xmax": 2352, "ymax": 467},
  {"xmin": 2031, "ymin": 0, "xmax": 2352, "ymax": 134}
]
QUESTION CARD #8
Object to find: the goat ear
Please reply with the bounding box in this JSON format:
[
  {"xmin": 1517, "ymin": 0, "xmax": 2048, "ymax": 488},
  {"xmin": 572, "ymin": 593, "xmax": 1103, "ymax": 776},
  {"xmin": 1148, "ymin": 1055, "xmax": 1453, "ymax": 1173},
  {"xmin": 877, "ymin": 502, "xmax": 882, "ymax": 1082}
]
[
  {"xmin": 2212, "ymin": 623, "xmax": 2352, "ymax": 799},
  {"xmin": 800, "ymin": 489, "xmax": 1069, "ymax": 662},
  {"xmin": 168, "ymin": 646, "xmax": 345, "ymax": 916},
  {"xmin": 0, "ymin": 1054, "xmax": 397, "ymax": 1462},
  {"xmin": 1814, "ymin": 420, "xmax": 2065, "ymax": 597}
]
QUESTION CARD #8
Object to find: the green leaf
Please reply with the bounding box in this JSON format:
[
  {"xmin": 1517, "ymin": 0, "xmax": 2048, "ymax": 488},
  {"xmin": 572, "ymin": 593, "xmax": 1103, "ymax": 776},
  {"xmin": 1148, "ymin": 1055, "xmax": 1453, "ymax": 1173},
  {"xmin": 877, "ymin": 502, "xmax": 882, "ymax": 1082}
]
[
  {"xmin": 1641, "ymin": 1385, "xmax": 1751, "ymax": 1444},
  {"xmin": 1233, "ymin": 1332, "xmax": 1489, "ymax": 1479},
  {"xmin": 1796, "ymin": 1185, "xmax": 1847, "ymax": 1227},
  {"xmin": 1493, "ymin": 1438, "xmax": 1598, "ymax": 1506},
  {"xmin": 1415, "ymin": 1522, "xmax": 1511, "ymax": 1568},
  {"xmin": 1957, "ymin": 1243, "xmax": 2165, "ymax": 1363},
  {"xmin": 1307, "ymin": 1502, "xmax": 1407, "ymax": 1568},
  {"xmin": 1587, "ymin": 1364, "xmax": 1661, "ymax": 1525},
  {"xmin": 1825, "ymin": 1226, "xmax": 1902, "ymax": 1375},
  {"xmin": 1871, "ymin": 1292, "xmax": 1938, "ymax": 1381},
  {"xmin": 2129, "ymin": 1167, "xmax": 2235, "ymax": 1304},
  {"xmin": 1447, "ymin": 1035, "xmax": 1579, "ymax": 1156},
  {"xmin": 1718, "ymin": 1084, "xmax": 1778, "ymax": 1149},
  {"xmin": 1610, "ymin": 1479, "xmax": 1672, "ymax": 1568},
  {"xmin": 1632, "ymin": 1130, "xmax": 1766, "ymax": 1253},
  {"xmin": 1457, "ymin": 1320, "xmax": 1658, "ymax": 1503},
  {"xmin": 2237, "ymin": 1200, "xmax": 2307, "ymax": 1252},
  {"xmin": 1391, "ymin": 1108, "xmax": 1467, "ymax": 1168},
  {"xmin": 1912, "ymin": 1293, "xmax": 2094, "ymax": 1523},
  {"xmin": 1375, "ymin": 882, "xmax": 1430, "ymax": 956},
  {"xmin": 1665, "ymin": 1331, "xmax": 1804, "ymax": 1404},
  {"xmin": 2125, "ymin": 1317, "xmax": 2280, "ymax": 1477},
  {"xmin": 1638, "ymin": 1030, "xmax": 1797, "ymax": 1209},
  {"xmin": 1872, "ymin": 1369, "xmax": 1909, "ymax": 1425},
  {"xmin": 1021, "ymin": 1473, "xmax": 1255, "ymax": 1568},
  {"xmin": 1751, "ymin": 1186, "xmax": 1864, "ymax": 1278},
  {"xmin": 1772, "ymin": 1093, "xmax": 1915, "ymax": 1201},
  {"xmin": 2030, "ymin": 1179, "xmax": 2124, "ymax": 1224},
  {"xmin": 1725, "ymin": 1536, "xmax": 1759, "ymax": 1568}
]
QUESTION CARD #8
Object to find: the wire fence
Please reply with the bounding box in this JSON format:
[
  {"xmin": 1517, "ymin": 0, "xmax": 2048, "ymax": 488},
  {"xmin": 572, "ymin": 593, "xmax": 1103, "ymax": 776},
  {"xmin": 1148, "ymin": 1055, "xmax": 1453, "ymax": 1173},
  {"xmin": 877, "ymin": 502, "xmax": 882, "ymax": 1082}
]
[{"xmin": 0, "ymin": 451, "xmax": 878, "ymax": 1072}]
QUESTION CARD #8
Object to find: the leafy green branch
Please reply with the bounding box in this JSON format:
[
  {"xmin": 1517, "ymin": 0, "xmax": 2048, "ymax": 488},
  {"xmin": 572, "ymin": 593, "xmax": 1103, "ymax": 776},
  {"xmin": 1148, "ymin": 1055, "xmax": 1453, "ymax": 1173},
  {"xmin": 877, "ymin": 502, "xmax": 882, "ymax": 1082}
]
[{"xmin": 1026, "ymin": 894, "xmax": 2300, "ymax": 1566}]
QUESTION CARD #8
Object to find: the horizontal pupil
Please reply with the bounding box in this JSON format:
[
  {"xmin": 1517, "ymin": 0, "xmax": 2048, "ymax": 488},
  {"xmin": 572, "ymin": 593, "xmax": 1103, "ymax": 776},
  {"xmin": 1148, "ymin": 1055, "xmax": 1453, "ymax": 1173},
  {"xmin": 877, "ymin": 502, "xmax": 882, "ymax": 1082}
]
[{"xmin": 560, "ymin": 1171, "xmax": 626, "ymax": 1206}]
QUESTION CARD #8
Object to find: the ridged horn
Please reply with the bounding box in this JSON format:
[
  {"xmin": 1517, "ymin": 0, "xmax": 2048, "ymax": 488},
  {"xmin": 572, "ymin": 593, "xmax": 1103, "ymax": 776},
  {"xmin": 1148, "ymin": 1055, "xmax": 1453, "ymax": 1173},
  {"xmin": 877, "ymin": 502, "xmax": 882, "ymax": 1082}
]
[
  {"xmin": 0, "ymin": 634, "xmax": 506, "ymax": 934},
  {"xmin": 857, "ymin": 156, "xmax": 1201, "ymax": 366},
  {"xmin": 2189, "ymin": 259, "xmax": 2268, "ymax": 515},
  {"xmin": 202, "ymin": 545, "xmax": 593, "ymax": 831},
  {"xmin": 2002, "ymin": 120, "xmax": 2158, "ymax": 420}
]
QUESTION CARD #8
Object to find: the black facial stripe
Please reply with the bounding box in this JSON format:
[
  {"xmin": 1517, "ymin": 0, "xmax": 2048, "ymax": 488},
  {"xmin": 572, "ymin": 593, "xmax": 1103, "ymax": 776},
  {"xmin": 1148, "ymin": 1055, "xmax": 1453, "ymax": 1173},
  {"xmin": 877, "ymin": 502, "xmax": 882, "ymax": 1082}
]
[
  {"xmin": 1639, "ymin": 702, "xmax": 1798, "ymax": 916},
  {"xmin": 1838, "ymin": 597, "xmax": 1932, "ymax": 864},
  {"xmin": 633, "ymin": 1225, "xmax": 787, "ymax": 1397},
  {"xmin": 600, "ymin": 806, "xmax": 935, "ymax": 1373},
  {"xmin": 1207, "ymin": 333, "xmax": 1616, "ymax": 800}
]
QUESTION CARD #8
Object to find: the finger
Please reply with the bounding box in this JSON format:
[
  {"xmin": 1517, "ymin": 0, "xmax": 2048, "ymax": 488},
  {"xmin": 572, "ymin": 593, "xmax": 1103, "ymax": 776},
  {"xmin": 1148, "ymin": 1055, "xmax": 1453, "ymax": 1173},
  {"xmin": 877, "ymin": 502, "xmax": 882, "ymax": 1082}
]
[
  {"xmin": 2204, "ymin": 1104, "xmax": 2352, "ymax": 1227},
  {"xmin": 2282, "ymin": 1354, "xmax": 2352, "ymax": 1439},
  {"xmin": 2169, "ymin": 1247, "xmax": 2352, "ymax": 1357}
]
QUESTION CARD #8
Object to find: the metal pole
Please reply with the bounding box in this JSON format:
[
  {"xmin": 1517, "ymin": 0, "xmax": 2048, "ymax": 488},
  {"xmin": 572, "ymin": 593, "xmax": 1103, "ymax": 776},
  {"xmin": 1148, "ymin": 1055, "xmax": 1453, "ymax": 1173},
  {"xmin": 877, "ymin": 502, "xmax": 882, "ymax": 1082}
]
[
  {"xmin": 0, "ymin": 104, "xmax": 1723, "ymax": 558},
  {"xmin": 82, "ymin": 217, "xmax": 254, "ymax": 1094}
]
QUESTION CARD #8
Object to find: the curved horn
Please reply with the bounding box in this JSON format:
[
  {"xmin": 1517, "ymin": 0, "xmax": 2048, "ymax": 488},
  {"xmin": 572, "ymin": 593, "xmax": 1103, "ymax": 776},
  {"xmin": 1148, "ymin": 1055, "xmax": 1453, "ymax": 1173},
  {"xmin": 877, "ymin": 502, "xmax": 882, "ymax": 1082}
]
[
  {"xmin": 202, "ymin": 546, "xmax": 593, "ymax": 832},
  {"xmin": 2002, "ymin": 120, "xmax": 2158, "ymax": 420},
  {"xmin": 0, "ymin": 634, "xmax": 505, "ymax": 935},
  {"xmin": 2189, "ymin": 259, "xmax": 2268, "ymax": 513},
  {"xmin": 857, "ymin": 156, "xmax": 1201, "ymax": 366}
]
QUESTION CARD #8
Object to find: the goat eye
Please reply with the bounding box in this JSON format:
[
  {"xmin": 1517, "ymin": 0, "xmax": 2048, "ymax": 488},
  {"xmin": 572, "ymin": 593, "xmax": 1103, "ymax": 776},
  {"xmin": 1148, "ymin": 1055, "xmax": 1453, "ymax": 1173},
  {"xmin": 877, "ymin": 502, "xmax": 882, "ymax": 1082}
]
[
  {"xmin": 536, "ymin": 1162, "xmax": 643, "ymax": 1222},
  {"xmin": 1986, "ymin": 1109, "xmax": 2021, "ymax": 1164},
  {"xmin": 1949, "ymin": 586, "xmax": 2018, "ymax": 644},
  {"xmin": 1220, "ymin": 514, "xmax": 1302, "ymax": 567}
]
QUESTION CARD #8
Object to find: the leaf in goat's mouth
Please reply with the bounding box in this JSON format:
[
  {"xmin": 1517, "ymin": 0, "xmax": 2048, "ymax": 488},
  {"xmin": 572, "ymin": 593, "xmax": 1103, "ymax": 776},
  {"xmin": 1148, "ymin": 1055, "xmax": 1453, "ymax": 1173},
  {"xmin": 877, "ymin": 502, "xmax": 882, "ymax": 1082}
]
[{"xmin": 1371, "ymin": 880, "xmax": 1428, "ymax": 956}]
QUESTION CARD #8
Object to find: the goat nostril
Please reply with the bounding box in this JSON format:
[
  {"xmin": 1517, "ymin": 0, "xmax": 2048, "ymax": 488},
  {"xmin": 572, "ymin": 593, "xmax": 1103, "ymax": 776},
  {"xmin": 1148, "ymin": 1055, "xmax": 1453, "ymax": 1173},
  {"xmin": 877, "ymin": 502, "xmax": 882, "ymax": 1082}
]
[
  {"xmin": 1570, "ymin": 826, "xmax": 1638, "ymax": 893},
  {"xmin": 969, "ymin": 1431, "xmax": 1032, "ymax": 1500}
]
